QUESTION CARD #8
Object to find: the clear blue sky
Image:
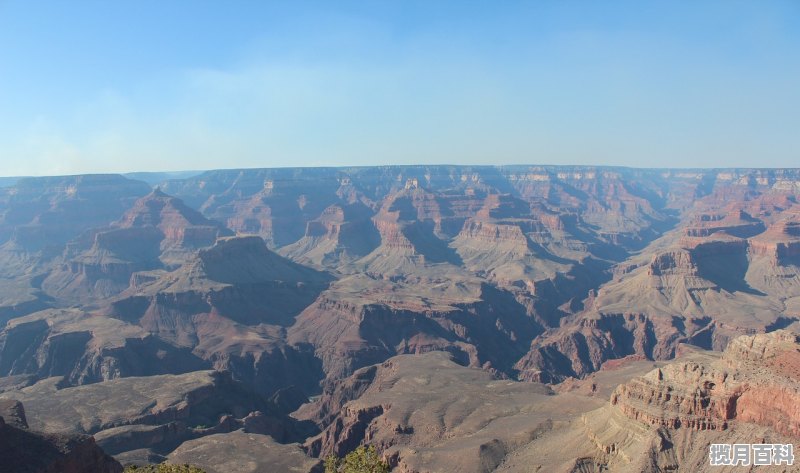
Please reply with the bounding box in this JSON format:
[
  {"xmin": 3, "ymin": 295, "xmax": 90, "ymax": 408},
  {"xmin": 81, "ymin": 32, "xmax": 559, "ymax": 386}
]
[{"xmin": 0, "ymin": 0, "xmax": 798, "ymax": 176}]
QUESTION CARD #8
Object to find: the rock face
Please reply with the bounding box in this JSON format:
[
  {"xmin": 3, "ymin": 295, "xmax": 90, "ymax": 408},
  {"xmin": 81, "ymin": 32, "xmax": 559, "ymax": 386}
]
[
  {"xmin": 279, "ymin": 203, "xmax": 381, "ymax": 268},
  {"xmin": 0, "ymin": 309, "xmax": 209, "ymax": 387},
  {"xmin": 0, "ymin": 398, "xmax": 122, "ymax": 473},
  {"xmin": 118, "ymin": 188, "xmax": 230, "ymax": 254},
  {"xmin": 612, "ymin": 330, "xmax": 800, "ymax": 437},
  {"xmin": 287, "ymin": 276, "xmax": 542, "ymax": 382},
  {"xmin": 41, "ymin": 189, "xmax": 234, "ymax": 304},
  {"xmin": 101, "ymin": 236, "xmax": 332, "ymax": 396},
  {"xmin": 517, "ymin": 189, "xmax": 800, "ymax": 383},
  {"xmin": 750, "ymin": 217, "xmax": 800, "ymax": 266}
]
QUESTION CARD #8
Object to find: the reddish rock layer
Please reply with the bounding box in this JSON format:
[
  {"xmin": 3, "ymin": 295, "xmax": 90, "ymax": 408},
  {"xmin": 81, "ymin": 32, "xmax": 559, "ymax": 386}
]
[{"xmin": 611, "ymin": 331, "xmax": 800, "ymax": 438}]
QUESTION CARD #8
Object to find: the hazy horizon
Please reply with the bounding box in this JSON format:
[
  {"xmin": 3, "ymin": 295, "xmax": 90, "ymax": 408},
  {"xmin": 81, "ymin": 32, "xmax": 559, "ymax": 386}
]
[
  {"xmin": 5, "ymin": 162, "xmax": 800, "ymax": 181},
  {"xmin": 1, "ymin": 1, "xmax": 798, "ymax": 176}
]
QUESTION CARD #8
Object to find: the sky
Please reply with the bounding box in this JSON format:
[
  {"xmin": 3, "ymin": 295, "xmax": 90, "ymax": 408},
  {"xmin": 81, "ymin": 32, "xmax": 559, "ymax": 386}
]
[{"xmin": 0, "ymin": 0, "xmax": 798, "ymax": 176}]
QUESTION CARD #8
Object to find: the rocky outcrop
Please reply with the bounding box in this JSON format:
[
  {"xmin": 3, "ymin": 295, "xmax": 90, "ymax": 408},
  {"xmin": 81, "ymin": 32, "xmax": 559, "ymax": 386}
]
[
  {"xmin": 683, "ymin": 210, "xmax": 765, "ymax": 238},
  {"xmin": 0, "ymin": 309, "xmax": 209, "ymax": 387},
  {"xmin": 279, "ymin": 203, "xmax": 381, "ymax": 268},
  {"xmin": 294, "ymin": 365, "xmax": 378, "ymax": 428},
  {"xmin": 190, "ymin": 235, "xmax": 329, "ymax": 286},
  {"xmin": 0, "ymin": 399, "xmax": 122, "ymax": 473},
  {"xmin": 646, "ymin": 249, "xmax": 698, "ymax": 276},
  {"xmin": 749, "ymin": 218, "xmax": 800, "ymax": 266},
  {"xmin": 0, "ymin": 370, "xmax": 312, "ymax": 463},
  {"xmin": 0, "ymin": 240, "xmax": 331, "ymax": 396},
  {"xmin": 456, "ymin": 219, "xmax": 530, "ymax": 246},
  {"xmin": 514, "ymin": 311, "xmax": 681, "ymax": 383},
  {"xmin": 288, "ymin": 277, "xmax": 542, "ymax": 382},
  {"xmin": 40, "ymin": 189, "xmax": 234, "ymax": 305},
  {"xmin": 518, "ymin": 189, "xmax": 797, "ymax": 383},
  {"xmin": 99, "ymin": 237, "xmax": 331, "ymax": 395},
  {"xmin": 306, "ymin": 404, "xmax": 386, "ymax": 458},
  {"xmin": 118, "ymin": 188, "xmax": 231, "ymax": 250},
  {"xmin": 611, "ymin": 331, "xmax": 800, "ymax": 437}
]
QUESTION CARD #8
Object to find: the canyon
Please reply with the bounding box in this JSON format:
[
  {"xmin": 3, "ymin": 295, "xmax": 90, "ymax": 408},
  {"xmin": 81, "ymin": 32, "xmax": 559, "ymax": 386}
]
[{"xmin": 1, "ymin": 165, "xmax": 799, "ymax": 471}]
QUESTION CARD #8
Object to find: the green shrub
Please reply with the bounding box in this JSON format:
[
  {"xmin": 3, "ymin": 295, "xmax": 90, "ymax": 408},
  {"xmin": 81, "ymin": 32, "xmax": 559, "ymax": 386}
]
[
  {"xmin": 123, "ymin": 464, "xmax": 207, "ymax": 473},
  {"xmin": 324, "ymin": 445, "xmax": 390, "ymax": 473}
]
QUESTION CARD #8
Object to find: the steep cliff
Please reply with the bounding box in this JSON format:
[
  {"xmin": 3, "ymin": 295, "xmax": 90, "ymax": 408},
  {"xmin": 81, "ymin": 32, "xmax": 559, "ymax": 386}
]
[
  {"xmin": 0, "ymin": 399, "xmax": 122, "ymax": 473},
  {"xmin": 612, "ymin": 331, "xmax": 800, "ymax": 437}
]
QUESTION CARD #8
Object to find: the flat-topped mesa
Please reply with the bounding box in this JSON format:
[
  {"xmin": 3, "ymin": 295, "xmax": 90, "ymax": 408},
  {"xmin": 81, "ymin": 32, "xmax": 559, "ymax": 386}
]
[
  {"xmin": 611, "ymin": 331, "xmax": 800, "ymax": 438},
  {"xmin": 684, "ymin": 235, "xmax": 748, "ymax": 256},
  {"xmin": 301, "ymin": 203, "xmax": 375, "ymax": 240},
  {"xmin": 390, "ymin": 186, "xmax": 448, "ymax": 224},
  {"xmin": 683, "ymin": 209, "xmax": 765, "ymax": 238},
  {"xmin": 371, "ymin": 193, "xmax": 412, "ymax": 232},
  {"xmin": 365, "ymin": 195, "xmax": 449, "ymax": 261},
  {"xmin": 647, "ymin": 250, "xmax": 699, "ymax": 277},
  {"xmin": 208, "ymin": 175, "xmax": 342, "ymax": 248},
  {"xmin": 649, "ymin": 236, "xmax": 749, "ymax": 276},
  {"xmin": 457, "ymin": 220, "xmax": 530, "ymax": 247},
  {"xmin": 722, "ymin": 329, "xmax": 800, "ymax": 365},
  {"xmin": 749, "ymin": 218, "xmax": 800, "ymax": 265},
  {"xmin": 381, "ymin": 184, "xmax": 493, "ymax": 239},
  {"xmin": 199, "ymin": 234, "xmax": 267, "ymax": 259}
]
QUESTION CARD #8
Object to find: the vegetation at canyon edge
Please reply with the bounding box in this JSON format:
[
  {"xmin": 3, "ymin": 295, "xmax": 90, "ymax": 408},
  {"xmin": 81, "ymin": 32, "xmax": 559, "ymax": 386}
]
[
  {"xmin": 124, "ymin": 464, "xmax": 206, "ymax": 473},
  {"xmin": 325, "ymin": 445, "xmax": 391, "ymax": 473}
]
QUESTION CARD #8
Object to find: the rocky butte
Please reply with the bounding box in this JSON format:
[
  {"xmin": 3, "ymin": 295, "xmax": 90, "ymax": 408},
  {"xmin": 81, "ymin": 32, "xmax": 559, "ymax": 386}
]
[{"xmin": 0, "ymin": 165, "xmax": 799, "ymax": 472}]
